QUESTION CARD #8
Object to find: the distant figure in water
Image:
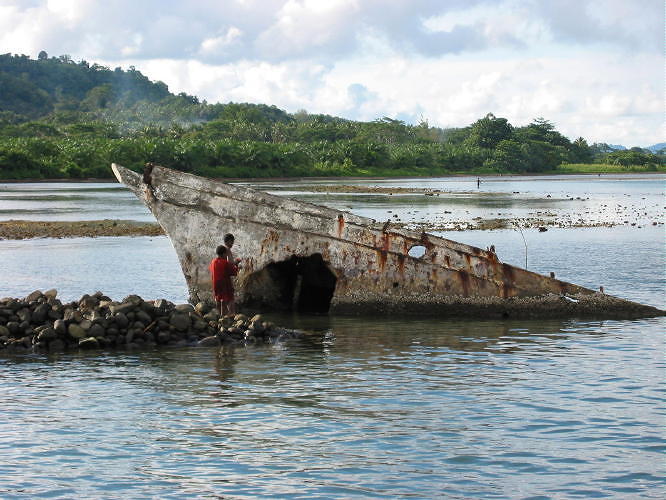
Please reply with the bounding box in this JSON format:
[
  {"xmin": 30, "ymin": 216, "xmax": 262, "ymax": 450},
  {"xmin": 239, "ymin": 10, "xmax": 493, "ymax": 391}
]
[
  {"xmin": 477, "ymin": 177, "xmax": 480, "ymax": 188},
  {"xmin": 209, "ymin": 245, "xmax": 238, "ymax": 315}
]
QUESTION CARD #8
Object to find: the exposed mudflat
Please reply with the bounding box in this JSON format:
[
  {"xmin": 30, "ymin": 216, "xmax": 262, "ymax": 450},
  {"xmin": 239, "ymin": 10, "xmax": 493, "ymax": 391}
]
[
  {"xmin": 0, "ymin": 219, "xmax": 164, "ymax": 240},
  {"xmin": 288, "ymin": 184, "xmax": 447, "ymax": 194},
  {"xmin": 272, "ymin": 183, "xmax": 665, "ymax": 232}
]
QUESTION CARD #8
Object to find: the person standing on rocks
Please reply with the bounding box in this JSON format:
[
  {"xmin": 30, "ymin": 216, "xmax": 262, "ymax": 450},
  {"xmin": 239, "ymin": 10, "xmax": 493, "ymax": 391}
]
[
  {"xmin": 209, "ymin": 245, "xmax": 238, "ymax": 316},
  {"xmin": 224, "ymin": 233, "xmax": 242, "ymax": 268}
]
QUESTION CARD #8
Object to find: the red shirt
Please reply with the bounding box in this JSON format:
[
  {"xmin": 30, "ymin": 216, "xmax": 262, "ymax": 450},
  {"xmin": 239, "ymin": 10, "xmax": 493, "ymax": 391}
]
[{"xmin": 209, "ymin": 257, "xmax": 238, "ymax": 302}]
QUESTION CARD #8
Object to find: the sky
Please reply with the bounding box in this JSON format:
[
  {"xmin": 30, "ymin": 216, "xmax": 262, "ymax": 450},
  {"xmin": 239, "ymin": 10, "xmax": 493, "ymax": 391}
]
[{"xmin": 0, "ymin": 0, "xmax": 663, "ymax": 147}]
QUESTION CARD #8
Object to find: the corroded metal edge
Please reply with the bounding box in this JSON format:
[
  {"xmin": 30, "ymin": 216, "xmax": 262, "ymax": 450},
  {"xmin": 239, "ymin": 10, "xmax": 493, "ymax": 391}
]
[{"xmin": 112, "ymin": 163, "xmax": 665, "ymax": 318}]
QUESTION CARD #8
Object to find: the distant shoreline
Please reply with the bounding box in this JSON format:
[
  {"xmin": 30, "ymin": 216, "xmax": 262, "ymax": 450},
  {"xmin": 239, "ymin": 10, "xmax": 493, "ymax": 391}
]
[{"xmin": 1, "ymin": 170, "xmax": 664, "ymax": 184}]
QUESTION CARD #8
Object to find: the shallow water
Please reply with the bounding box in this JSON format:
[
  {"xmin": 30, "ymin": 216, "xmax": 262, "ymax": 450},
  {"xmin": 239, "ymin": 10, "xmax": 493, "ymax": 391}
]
[
  {"xmin": 253, "ymin": 173, "xmax": 666, "ymax": 229},
  {"xmin": 0, "ymin": 176, "xmax": 664, "ymax": 498},
  {"xmin": 0, "ymin": 182, "xmax": 153, "ymax": 221},
  {"xmin": 0, "ymin": 236, "xmax": 187, "ymax": 302}
]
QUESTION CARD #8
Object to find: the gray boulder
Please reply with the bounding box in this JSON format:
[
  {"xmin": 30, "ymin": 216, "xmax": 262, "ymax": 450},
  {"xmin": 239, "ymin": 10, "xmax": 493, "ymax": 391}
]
[
  {"xmin": 194, "ymin": 302, "xmax": 210, "ymax": 315},
  {"xmin": 32, "ymin": 303, "xmax": 50, "ymax": 323},
  {"xmin": 113, "ymin": 312, "xmax": 129, "ymax": 328},
  {"xmin": 193, "ymin": 320, "xmax": 208, "ymax": 331},
  {"xmin": 135, "ymin": 310, "xmax": 152, "ymax": 325},
  {"xmin": 109, "ymin": 302, "xmax": 135, "ymax": 316},
  {"xmin": 25, "ymin": 290, "xmax": 42, "ymax": 302},
  {"xmin": 63, "ymin": 309, "xmax": 82, "ymax": 323},
  {"xmin": 68, "ymin": 324, "xmax": 86, "ymax": 339},
  {"xmin": 16, "ymin": 309, "xmax": 31, "ymax": 323},
  {"xmin": 169, "ymin": 313, "xmax": 190, "ymax": 332},
  {"xmin": 37, "ymin": 327, "xmax": 57, "ymax": 342},
  {"xmin": 53, "ymin": 319, "xmax": 66, "ymax": 335},
  {"xmin": 88, "ymin": 323, "xmax": 106, "ymax": 338},
  {"xmin": 203, "ymin": 311, "xmax": 219, "ymax": 322},
  {"xmin": 152, "ymin": 299, "xmax": 172, "ymax": 314}
]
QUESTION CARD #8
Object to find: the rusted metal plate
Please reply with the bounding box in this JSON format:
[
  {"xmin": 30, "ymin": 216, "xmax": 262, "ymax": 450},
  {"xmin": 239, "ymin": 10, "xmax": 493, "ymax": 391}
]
[{"xmin": 112, "ymin": 163, "xmax": 664, "ymax": 319}]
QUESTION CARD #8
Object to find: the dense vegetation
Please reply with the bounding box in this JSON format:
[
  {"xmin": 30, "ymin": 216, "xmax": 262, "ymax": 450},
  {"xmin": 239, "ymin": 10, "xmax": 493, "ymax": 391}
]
[{"xmin": 1, "ymin": 53, "xmax": 664, "ymax": 180}]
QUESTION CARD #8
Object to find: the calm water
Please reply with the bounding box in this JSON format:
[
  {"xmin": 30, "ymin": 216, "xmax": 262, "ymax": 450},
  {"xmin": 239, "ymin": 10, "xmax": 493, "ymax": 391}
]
[{"xmin": 0, "ymin": 175, "xmax": 664, "ymax": 499}]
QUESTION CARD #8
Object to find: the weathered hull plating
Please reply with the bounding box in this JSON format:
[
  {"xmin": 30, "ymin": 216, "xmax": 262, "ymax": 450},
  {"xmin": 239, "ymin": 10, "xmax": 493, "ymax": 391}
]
[{"xmin": 112, "ymin": 163, "xmax": 664, "ymax": 319}]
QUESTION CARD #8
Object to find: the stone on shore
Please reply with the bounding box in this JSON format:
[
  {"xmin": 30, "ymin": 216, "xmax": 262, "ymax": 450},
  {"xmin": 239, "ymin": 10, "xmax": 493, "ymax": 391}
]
[
  {"xmin": 169, "ymin": 313, "xmax": 190, "ymax": 332},
  {"xmin": 68, "ymin": 324, "xmax": 86, "ymax": 339},
  {"xmin": 0, "ymin": 289, "xmax": 303, "ymax": 354}
]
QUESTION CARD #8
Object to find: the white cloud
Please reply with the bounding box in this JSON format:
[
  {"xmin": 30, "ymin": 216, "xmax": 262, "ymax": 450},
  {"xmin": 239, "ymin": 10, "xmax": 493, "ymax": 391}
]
[
  {"xmin": 199, "ymin": 27, "xmax": 243, "ymax": 57},
  {"xmin": 0, "ymin": 0, "xmax": 663, "ymax": 146},
  {"xmin": 254, "ymin": 0, "xmax": 360, "ymax": 58},
  {"xmin": 46, "ymin": 0, "xmax": 88, "ymax": 23}
]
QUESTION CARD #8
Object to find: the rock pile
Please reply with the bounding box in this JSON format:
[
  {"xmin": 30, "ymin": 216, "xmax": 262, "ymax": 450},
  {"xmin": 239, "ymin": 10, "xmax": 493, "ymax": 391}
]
[{"xmin": 0, "ymin": 290, "xmax": 301, "ymax": 354}]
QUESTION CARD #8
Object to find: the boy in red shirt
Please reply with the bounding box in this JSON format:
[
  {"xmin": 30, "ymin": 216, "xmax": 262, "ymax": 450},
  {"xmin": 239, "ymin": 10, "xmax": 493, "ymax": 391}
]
[{"xmin": 209, "ymin": 245, "xmax": 238, "ymax": 315}]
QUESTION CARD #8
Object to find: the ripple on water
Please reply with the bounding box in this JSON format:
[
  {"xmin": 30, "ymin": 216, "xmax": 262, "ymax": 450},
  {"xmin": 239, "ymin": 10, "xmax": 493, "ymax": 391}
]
[{"xmin": 0, "ymin": 322, "xmax": 664, "ymax": 498}]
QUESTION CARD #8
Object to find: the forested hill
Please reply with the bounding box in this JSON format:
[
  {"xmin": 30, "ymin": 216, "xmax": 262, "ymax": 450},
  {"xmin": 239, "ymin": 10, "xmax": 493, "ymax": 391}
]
[
  {"xmin": 0, "ymin": 52, "xmax": 171, "ymax": 118},
  {"xmin": 0, "ymin": 52, "xmax": 663, "ymax": 180},
  {"xmin": 0, "ymin": 52, "xmax": 293, "ymax": 127}
]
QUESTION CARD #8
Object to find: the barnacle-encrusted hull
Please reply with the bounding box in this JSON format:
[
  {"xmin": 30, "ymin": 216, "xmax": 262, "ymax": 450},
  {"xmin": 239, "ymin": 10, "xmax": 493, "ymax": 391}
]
[{"xmin": 112, "ymin": 163, "xmax": 664, "ymax": 319}]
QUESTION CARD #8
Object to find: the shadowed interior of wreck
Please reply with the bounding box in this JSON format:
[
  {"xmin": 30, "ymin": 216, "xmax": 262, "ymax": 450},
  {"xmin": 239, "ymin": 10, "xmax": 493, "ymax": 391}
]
[{"xmin": 243, "ymin": 254, "xmax": 337, "ymax": 313}]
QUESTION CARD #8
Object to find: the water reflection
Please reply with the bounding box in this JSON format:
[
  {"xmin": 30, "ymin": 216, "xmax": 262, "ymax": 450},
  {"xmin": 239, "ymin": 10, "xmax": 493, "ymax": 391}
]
[{"xmin": 232, "ymin": 314, "xmax": 625, "ymax": 358}]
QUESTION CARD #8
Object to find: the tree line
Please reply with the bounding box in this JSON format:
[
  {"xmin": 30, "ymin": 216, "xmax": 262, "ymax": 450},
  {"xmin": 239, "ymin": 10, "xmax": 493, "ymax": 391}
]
[{"xmin": 0, "ymin": 53, "xmax": 663, "ymax": 179}]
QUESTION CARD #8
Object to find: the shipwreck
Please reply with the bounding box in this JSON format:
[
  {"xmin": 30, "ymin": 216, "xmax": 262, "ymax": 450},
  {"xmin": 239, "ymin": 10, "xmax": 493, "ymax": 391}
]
[{"xmin": 112, "ymin": 163, "xmax": 664, "ymax": 319}]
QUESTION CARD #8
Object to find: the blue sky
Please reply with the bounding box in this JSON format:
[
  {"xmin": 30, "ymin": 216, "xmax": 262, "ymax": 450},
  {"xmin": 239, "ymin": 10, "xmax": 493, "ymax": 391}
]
[{"xmin": 0, "ymin": 0, "xmax": 663, "ymax": 146}]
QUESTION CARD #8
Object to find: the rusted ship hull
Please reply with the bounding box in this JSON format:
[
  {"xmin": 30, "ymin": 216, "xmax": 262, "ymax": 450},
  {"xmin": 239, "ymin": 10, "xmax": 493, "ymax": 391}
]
[{"xmin": 112, "ymin": 163, "xmax": 664, "ymax": 319}]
